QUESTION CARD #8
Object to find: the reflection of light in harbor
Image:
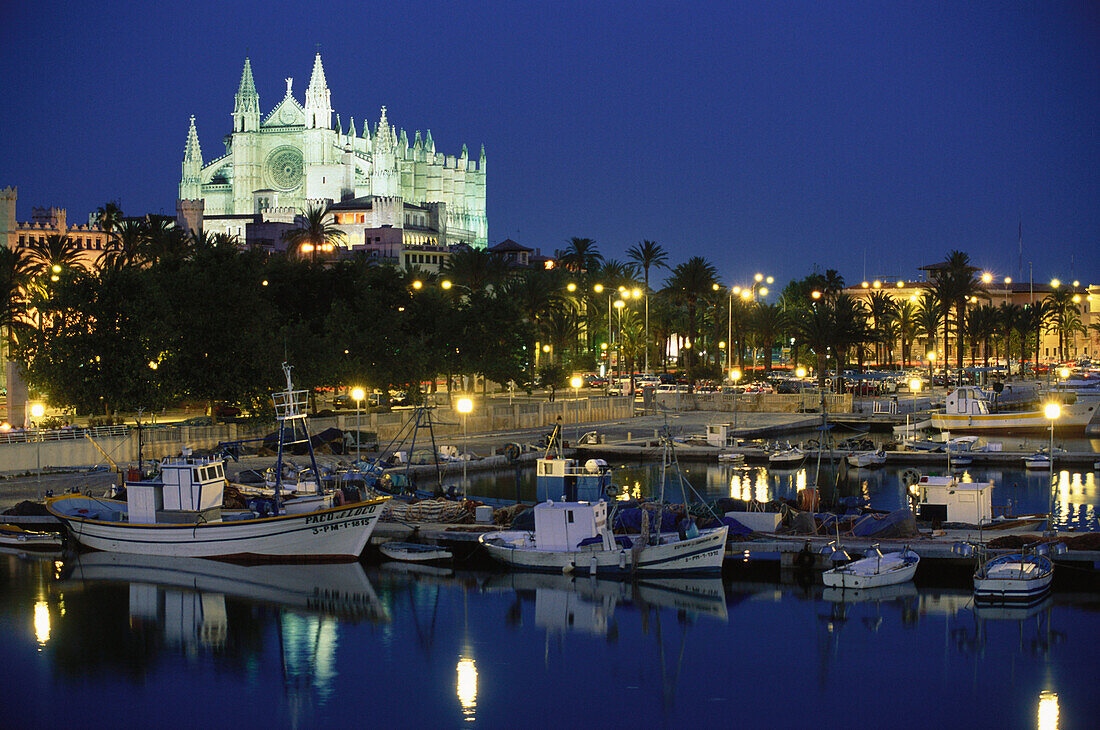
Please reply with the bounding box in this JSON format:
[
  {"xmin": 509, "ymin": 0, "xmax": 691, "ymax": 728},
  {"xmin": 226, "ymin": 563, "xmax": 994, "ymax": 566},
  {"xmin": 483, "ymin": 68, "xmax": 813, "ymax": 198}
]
[
  {"xmin": 1038, "ymin": 690, "xmax": 1059, "ymax": 730},
  {"xmin": 34, "ymin": 601, "xmax": 50, "ymax": 647},
  {"xmin": 456, "ymin": 656, "xmax": 478, "ymax": 720}
]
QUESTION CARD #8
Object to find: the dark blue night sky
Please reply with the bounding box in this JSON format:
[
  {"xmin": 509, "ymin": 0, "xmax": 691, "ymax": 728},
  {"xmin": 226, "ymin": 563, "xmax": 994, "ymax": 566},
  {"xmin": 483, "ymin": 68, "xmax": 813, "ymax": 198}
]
[{"xmin": 1, "ymin": 1, "xmax": 1096, "ymax": 286}]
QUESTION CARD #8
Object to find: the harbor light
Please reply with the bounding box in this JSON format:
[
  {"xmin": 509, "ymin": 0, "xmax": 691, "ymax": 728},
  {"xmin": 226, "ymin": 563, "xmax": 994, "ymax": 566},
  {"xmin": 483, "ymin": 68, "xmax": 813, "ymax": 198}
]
[
  {"xmin": 811, "ymin": 290, "xmax": 822, "ymax": 299},
  {"xmin": 542, "ymin": 344, "xmax": 551, "ymax": 352},
  {"xmin": 351, "ymin": 387, "xmax": 365, "ymax": 402},
  {"xmin": 766, "ymin": 276, "xmax": 774, "ymax": 284},
  {"xmin": 719, "ymin": 341, "xmax": 726, "ymax": 349},
  {"xmin": 30, "ymin": 403, "xmax": 45, "ymax": 419},
  {"xmin": 910, "ymin": 378, "xmax": 921, "ymax": 392},
  {"xmin": 712, "ymin": 283, "xmax": 720, "ymax": 291},
  {"xmin": 261, "ymin": 279, "xmax": 268, "ymax": 286},
  {"xmin": 457, "ymin": 398, "xmax": 473, "ymax": 414},
  {"xmin": 796, "ymin": 367, "xmax": 806, "ymax": 378},
  {"xmin": 567, "ymin": 282, "xmax": 576, "ymax": 292},
  {"xmin": 570, "ymin": 376, "xmax": 582, "ymax": 389},
  {"xmin": 755, "ymin": 273, "xmax": 763, "ymax": 282},
  {"xmin": 897, "ymin": 280, "xmax": 904, "ymax": 288},
  {"xmin": 1073, "ymin": 280, "xmax": 1079, "ymax": 287},
  {"xmin": 614, "ymin": 299, "xmax": 625, "ymax": 309},
  {"xmin": 1050, "ymin": 279, "xmax": 1060, "ymax": 288},
  {"xmin": 730, "ymin": 369, "xmax": 742, "ymax": 382},
  {"xmin": 1038, "ymin": 691, "xmax": 1059, "ymax": 730},
  {"xmin": 1044, "ymin": 403, "xmax": 1060, "ymax": 420},
  {"xmin": 1004, "ymin": 277, "xmax": 1012, "ymax": 284},
  {"xmin": 412, "ymin": 280, "xmax": 423, "ymax": 290},
  {"xmin": 873, "ymin": 280, "xmax": 881, "ymax": 288},
  {"xmin": 741, "ymin": 290, "xmax": 752, "ymax": 300},
  {"xmin": 51, "ymin": 264, "xmax": 61, "ymax": 273},
  {"xmin": 1059, "ymin": 368, "xmax": 1070, "ymax": 380},
  {"xmin": 442, "ymin": 280, "xmax": 453, "ymax": 289},
  {"xmin": 861, "ymin": 281, "xmax": 869, "ymax": 288},
  {"xmin": 981, "ymin": 272, "xmax": 992, "ymax": 283},
  {"xmin": 759, "ymin": 287, "xmax": 768, "ymax": 297},
  {"xmin": 594, "ymin": 283, "xmax": 604, "ymax": 293}
]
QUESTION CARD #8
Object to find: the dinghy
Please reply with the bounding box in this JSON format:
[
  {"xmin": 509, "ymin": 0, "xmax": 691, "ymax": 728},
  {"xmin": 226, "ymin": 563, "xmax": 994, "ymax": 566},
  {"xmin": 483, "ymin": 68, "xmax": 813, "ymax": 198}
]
[
  {"xmin": 822, "ymin": 545, "xmax": 919, "ymax": 589},
  {"xmin": 845, "ymin": 449, "xmax": 887, "ymax": 468},
  {"xmin": 378, "ymin": 541, "xmax": 453, "ymax": 563},
  {"xmin": 0, "ymin": 524, "xmax": 63, "ymax": 550},
  {"xmin": 974, "ymin": 552, "xmax": 1054, "ymax": 604}
]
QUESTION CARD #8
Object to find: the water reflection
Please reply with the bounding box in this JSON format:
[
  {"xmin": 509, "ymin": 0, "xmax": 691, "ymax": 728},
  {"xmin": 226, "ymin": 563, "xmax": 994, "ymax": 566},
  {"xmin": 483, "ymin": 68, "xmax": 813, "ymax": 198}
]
[{"xmin": 1, "ymin": 551, "xmax": 1096, "ymax": 726}]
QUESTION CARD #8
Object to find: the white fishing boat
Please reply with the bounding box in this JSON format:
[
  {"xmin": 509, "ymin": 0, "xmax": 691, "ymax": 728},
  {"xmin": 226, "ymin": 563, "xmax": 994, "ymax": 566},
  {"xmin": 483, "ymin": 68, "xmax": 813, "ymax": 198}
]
[
  {"xmin": 717, "ymin": 451, "xmax": 746, "ymax": 464},
  {"xmin": 378, "ymin": 541, "xmax": 453, "ymax": 563},
  {"xmin": 0, "ymin": 524, "xmax": 63, "ymax": 550},
  {"xmin": 846, "ymin": 449, "xmax": 887, "ymax": 468},
  {"xmin": 768, "ymin": 443, "xmax": 806, "ymax": 466},
  {"xmin": 46, "ymin": 363, "xmax": 388, "ymax": 562},
  {"xmin": 931, "ymin": 387, "xmax": 1097, "ymax": 433},
  {"xmin": 822, "ymin": 545, "xmax": 919, "ymax": 589},
  {"xmin": 1023, "ymin": 452, "xmax": 1051, "ymax": 470},
  {"xmin": 972, "ymin": 549, "xmax": 1057, "ymax": 604}
]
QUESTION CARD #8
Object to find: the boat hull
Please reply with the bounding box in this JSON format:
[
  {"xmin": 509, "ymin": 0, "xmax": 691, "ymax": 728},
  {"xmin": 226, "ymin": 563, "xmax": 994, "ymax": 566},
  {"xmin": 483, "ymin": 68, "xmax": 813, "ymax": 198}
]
[
  {"xmin": 479, "ymin": 526, "xmax": 728, "ymax": 576},
  {"xmin": 931, "ymin": 406, "xmax": 1093, "ymax": 433},
  {"xmin": 46, "ymin": 494, "xmax": 387, "ymax": 562},
  {"xmin": 0, "ymin": 524, "xmax": 64, "ymax": 550},
  {"xmin": 822, "ymin": 551, "xmax": 919, "ymax": 589},
  {"xmin": 973, "ymin": 554, "xmax": 1054, "ymax": 604}
]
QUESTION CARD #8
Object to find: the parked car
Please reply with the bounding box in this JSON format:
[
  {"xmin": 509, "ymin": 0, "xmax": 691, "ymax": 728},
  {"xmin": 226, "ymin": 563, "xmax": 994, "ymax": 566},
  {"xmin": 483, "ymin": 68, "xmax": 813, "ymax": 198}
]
[{"xmin": 332, "ymin": 394, "xmax": 356, "ymax": 409}]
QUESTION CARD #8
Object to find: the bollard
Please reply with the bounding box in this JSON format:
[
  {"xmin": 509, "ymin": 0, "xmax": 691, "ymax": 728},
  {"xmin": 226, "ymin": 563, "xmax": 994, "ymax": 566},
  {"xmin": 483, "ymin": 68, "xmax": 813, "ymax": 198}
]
[{"xmin": 626, "ymin": 432, "xmax": 631, "ymax": 442}]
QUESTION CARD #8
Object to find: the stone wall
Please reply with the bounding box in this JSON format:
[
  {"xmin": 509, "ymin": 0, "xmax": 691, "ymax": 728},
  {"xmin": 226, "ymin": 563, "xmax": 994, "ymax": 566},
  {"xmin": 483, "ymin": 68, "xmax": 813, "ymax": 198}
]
[
  {"xmin": 0, "ymin": 396, "xmax": 632, "ymax": 473},
  {"xmin": 655, "ymin": 392, "xmax": 853, "ymax": 414}
]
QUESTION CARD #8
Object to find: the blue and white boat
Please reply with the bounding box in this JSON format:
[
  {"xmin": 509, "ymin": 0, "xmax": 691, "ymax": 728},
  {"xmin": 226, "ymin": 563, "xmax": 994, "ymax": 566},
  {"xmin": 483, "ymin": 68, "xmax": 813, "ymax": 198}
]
[{"xmin": 973, "ymin": 552, "xmax": 1054, "ymax": 604}]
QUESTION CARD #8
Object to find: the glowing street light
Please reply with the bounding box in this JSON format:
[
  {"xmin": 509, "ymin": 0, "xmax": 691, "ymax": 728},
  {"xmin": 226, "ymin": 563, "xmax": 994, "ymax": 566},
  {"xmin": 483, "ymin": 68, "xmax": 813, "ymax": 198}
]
[
  {"xmin": 456, "ymin": 397, "xmax": 473, "ymax": 497},
  {"xmin": 412, "ymin": 280, "xmax": 423, "ymax": 290},
  {"xmin": 352, "ymin": 387, "xmax": 365, "ymax": 461},
  {"xmin": 441, "ymin": 280, "xmax": 453, "ymax": 289},
  {"xmin": 1044, "ymin": 401, "xmax": 1060, "ymax": 534},
  {"xmin": 981, "ymin": 272, "xmax": 992, "ymax": 284}
]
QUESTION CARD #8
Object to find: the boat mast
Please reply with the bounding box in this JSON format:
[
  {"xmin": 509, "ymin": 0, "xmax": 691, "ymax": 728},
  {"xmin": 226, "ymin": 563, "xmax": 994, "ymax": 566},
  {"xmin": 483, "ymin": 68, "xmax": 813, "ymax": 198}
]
[{"xmin": 271, "ymin": 362, "xmax": 322, "ymax": 511}]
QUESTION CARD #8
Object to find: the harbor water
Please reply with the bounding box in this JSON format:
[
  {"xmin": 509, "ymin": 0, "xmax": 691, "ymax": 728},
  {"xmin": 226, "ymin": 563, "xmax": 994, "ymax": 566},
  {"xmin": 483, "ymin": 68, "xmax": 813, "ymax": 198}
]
[{"xmin": 2, "ymin": 551, "xmax": 1097, "ymax": 727}]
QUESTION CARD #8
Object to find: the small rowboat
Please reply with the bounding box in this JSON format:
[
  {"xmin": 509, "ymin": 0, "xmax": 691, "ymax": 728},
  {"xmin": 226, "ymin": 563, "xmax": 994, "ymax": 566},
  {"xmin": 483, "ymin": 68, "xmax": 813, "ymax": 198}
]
[
  {"xmin": 1023, "ymin": 453, "xmax": 1050, "ymax": 470},
  {"xmin": 717, "ymin": 452, "xmax": 746, "ymax": 464},
  {"xmin": 974, "ymin": 552, "xmax": 1054, "ymax": 604},
  {"xmin": 378, "ymin": 541, "xmax": 453, "ymax": 563},
  {"xmin": 0, "ymin": 524, "xmax": 63, "ymax": 550},
  {"xmin": 822, "ymin": 546, "xmax": 919, "ymax": 589}
]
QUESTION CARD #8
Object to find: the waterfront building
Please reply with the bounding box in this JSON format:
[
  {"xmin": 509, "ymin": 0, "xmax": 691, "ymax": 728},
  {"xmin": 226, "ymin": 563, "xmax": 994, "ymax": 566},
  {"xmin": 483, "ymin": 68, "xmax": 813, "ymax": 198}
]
[
  {"xmin": 845, "ymin": 275, "xmax": 1100, "ymax": 366},
  {"xmin": 177, "ymin": 54, "xmax": 488, "ymax": 258}
]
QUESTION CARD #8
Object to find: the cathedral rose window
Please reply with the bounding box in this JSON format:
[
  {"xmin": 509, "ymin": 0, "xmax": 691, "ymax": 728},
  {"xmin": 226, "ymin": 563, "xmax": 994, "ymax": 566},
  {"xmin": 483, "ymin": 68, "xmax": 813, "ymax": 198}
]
[{"xmin": 266, "ymin": 146, "xmax": 304, "ymax": 191}]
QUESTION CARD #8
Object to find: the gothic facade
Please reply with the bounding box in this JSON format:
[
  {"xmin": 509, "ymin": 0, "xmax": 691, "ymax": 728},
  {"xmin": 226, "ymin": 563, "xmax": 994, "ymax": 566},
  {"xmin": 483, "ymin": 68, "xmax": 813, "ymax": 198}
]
[{"xmin": 177, "ymin": 55, "xmax": 487, "ymax": 247}]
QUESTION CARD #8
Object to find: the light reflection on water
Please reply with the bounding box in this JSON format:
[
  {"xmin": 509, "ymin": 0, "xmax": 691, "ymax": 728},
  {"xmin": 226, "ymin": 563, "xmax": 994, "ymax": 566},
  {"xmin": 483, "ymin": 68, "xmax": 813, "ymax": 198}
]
[{"xmin": 1, "ymin": 553, "xmax": 1097, "ymax": 727}]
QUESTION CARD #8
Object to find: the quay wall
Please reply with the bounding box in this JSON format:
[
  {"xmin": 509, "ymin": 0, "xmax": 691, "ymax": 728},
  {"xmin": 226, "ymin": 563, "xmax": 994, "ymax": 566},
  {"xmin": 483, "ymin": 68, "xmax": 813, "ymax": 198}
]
[
  {"xmin": 0, "ymin": 397, "xmax": 632, "ymax": 473},
  {"xmin": 656, "ymin": 392, "xmax": 853, "ymax": 414}
]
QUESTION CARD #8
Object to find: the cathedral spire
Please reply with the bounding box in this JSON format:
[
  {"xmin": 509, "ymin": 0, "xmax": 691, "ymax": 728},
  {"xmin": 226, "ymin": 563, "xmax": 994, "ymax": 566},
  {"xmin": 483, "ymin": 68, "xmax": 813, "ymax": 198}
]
[
  {"xmin": 349, "ymin": 117, "xmax": 357, "ymax": 138},
  {"xmin": 413, "ymin": 130, "xmax": 423, "ymax": 150},
  {"xmin": 304, "ymin": 52, "xmax": 332, "ymax": 129},
  {"xmin": 184, "ymin": 115, "xmax": 203, "ymax": 163},
  {"xmin": 425, "ymin": 129, "xmax": 435, "ymax": 154},
  {"xmin": 479, "ymin": 144, "xmax": 486, "ymax": 171},
  {"xmin": 233, "ymin": 58, "xmax": 260, "ymax": 132}
]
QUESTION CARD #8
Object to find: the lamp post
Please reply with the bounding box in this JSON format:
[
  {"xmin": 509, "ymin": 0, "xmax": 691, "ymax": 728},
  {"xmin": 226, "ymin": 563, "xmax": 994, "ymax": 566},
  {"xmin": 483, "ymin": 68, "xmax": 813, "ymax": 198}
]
[
  {"xmin": 570, "ymin": 376, "xmax": 583, "ymax": 443},
  {"xmin": 456, "ymin": 397, "xmax": 473, "ymax": 498},
  {"xmin": 927, "ymin": 351, "xmax": 936, "ymax": 392},
  {"xmin": 614, "ymin": 297, "xmax": 626, "ymax": 384},
  {"xmin": 1044, "ymin": 402, "xmax": 1060, "ymax": 535},
  {"xmin": 351, "ymin": 387, "xmax": 365, "ymax": 461},
  {"xmin": 796, "ymin": 367, "xmax": 807, "ymax": 411},
  {"xmin": 730, "ymin": 368, "xmax": 742, "ymax": 430},
  {"xmin": 30, "ymin": 403, "xmax": 44, "ymax": 484}
]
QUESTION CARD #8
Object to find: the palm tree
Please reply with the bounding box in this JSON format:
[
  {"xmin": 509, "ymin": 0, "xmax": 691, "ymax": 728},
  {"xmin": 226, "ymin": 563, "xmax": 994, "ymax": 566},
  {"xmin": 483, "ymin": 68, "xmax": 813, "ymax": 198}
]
[
  {"xmin": 94, "ymin": 201, "xmax": 123, "ymax": 244},
  {"xmin": 823, "ymin": 269, "xmax": 845, "ymax": 300},
  {"xmin": 626, "ymin": 240, "xmax": 668, "ymax": 372},
  {"xmin": 283, "ymin": 204, "xmax": 345, "ymax": 263},
  {"xmin": 1047, "ymin": 289, "xmax": 1085, "ymax": 360},
  {"xmin": 663, "ymin": 256, "xmax": 718, "ymax": 381},
  {"xmin": 25, "ymin": 234, "xmax": 87, "ymax": 277},
  {"xmin": 0, "ymin": 246, "xmax": 33, "ymax": 330},
  {"xmin": 998, "ymin": 302, "xmax": 1025, "ymax": 373},
  {"xmin": 789, "ymin": 301, "xmax": 836, "ymax": 389},
  {"xmin": 440, "ymin": 247, "xmax": 507, "ymax": 292},
  {"xmin": 1022, "ymin": 300, "xmax": 1053, "ymax": 374},
  {"xmin": 933, "ymin": 250, "xmax": 985, "ymax": 370},
  {"xmin": 750, "ymin": 303, "xmax": 787, "ymax": 373},
  {"xmin": 896, "ymin": 300, "xmax": 918, "ymax": 368},
  {"xmin": 503, "ymin": 270, "xmax": 571, "ymax": 362},
  {"xmin": 866, "ymin": 290, "xmax": 897, "ymax": 367},
  {"xmin": 101, "ymin": 219, "xmax": 147, "ymax": 269},
  {"xmin": 557, "ymin": 237, "xmax": 602, "ymax": 275}
]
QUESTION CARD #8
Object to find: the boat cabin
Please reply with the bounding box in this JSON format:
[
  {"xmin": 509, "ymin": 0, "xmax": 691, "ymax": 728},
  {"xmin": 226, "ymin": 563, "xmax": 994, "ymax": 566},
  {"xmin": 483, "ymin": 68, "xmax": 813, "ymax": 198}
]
[
  {"xmin": 127, "ymin": 457, "xmax": 226, "ymax": 524},
  {"xmin": 706, "ymin": 423, "xmax": 743, "ymax": 448},
  {"xmin": 533, "ymin": 501, "xmax": 611, "ymax": 551},
  {"xmin": 945, "ymin": 388, "xmax": 991, "ymax": 416},
  {"xmin": 915, "ymin": 475, "xmax": 992, "ymax": 525},
  {"xmin": 536, "ymin": 457, "xmax": 611, "ymax": 502}
]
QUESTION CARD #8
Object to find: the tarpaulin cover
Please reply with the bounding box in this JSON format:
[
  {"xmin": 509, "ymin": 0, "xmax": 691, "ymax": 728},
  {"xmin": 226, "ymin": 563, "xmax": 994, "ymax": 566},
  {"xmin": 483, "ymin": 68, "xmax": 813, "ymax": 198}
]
[
  {"xmin": 851, "ymin": 509, "xmax": 917, "ymax": 537},
  {"xmin": 613, "ymin": 507, "xmax": 680, "ymax": 532}
]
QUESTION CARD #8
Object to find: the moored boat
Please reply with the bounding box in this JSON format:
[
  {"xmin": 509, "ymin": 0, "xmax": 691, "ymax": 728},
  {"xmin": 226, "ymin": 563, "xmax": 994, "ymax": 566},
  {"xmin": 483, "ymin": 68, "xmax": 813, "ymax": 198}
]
[
  {"xmin": 846, "ymin": 449, "xmax": 887, "ymax": 468},
  {"xmin": 973, "ymin": 552, "xmax": 1055, "ymax": 604},
  {"xmin": 0, "ymin": 523, "xmax": 63, "ymax": 550},
  {"xmin": 931, "ymin": 387, "xmax": 1097, "ymax": 433},
  {"xmin": 378, "ymin": 541, "xmax": 453, "ymax": 563},
  {"xmin": 768, "ymin": 443, "xmax": 806, "ymax": 467},
  {"xmin": 479, "ymin": 500, "xmax": 727, "ymax": 576},
  {"xmin": 822, "ymin": 545, "xmax": 919, "ymax": 589},
  {"xmin": 1023, "ymin": 452, "xmax": 1051, "ymax": 470}
]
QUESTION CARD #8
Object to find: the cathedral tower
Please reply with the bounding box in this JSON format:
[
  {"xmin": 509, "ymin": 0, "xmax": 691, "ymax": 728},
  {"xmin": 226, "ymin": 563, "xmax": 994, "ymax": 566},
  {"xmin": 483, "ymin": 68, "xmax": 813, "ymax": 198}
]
[
  {"xmin": 179, "ymin": 116, "xmax": 203, "ymax": 200},
  {"xmin": 232, "ymin": 58, "xmax": 260, "ymax": 132},
  {"xmin": 304, "ymin": 53, "xmax": 332, "ymax": 130}
]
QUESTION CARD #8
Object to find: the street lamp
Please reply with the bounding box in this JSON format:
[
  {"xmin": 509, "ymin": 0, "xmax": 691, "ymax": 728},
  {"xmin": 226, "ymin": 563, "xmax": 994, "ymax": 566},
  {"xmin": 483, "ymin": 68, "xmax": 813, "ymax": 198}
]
[
  {"xmin": 30, "ymin": 403, "xmax": 45, "ymax": 484},
  {"xmin": 613, "ymin": 297, "xmax": 626, "ymax": 383},
  {"xmin": 351, "ymin": 387, "xmax": 365, "ymax": 461},
  {"xmin": 456, "ymin": 397, "xmax": 473, "ymax": 498},
  {"xmin": 570, "ymin": 376, "xmax": 583, "ymax": 442},
  {"xmin": 1044, "ymin": 402, "xmax": 1060, "ymax": 535},
  {"xmin": 927, "ymin": 351, "xmax": 936, "ymax": 388},
  {"xmin": 796, "ymin": 367, "xmax": 807, "ymax": 411},
  {"xmin": 730, "ymin": 369, "xmax": 742, "ymax": 430},
  {"xmin": 909, "ymin": 378, "xmax": 921, "ymax": 431}
]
